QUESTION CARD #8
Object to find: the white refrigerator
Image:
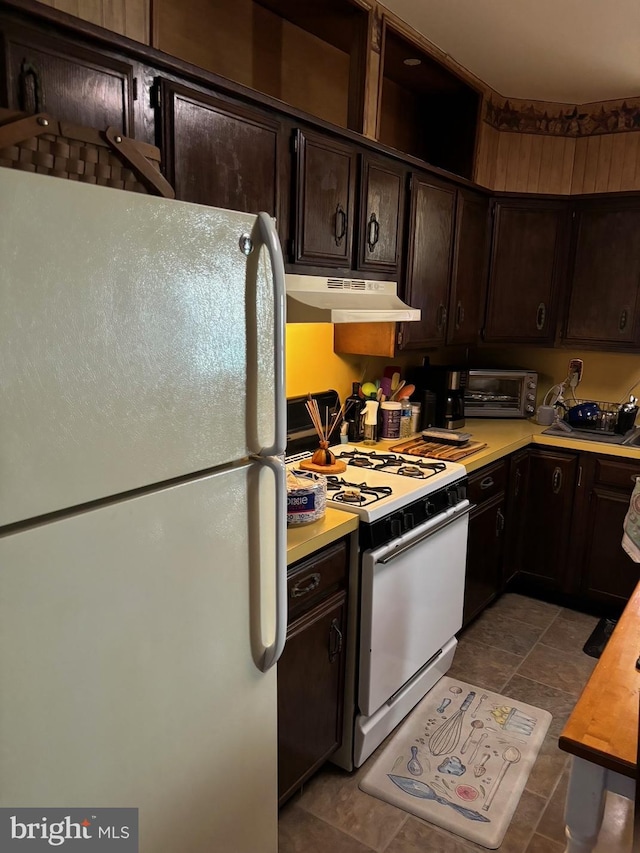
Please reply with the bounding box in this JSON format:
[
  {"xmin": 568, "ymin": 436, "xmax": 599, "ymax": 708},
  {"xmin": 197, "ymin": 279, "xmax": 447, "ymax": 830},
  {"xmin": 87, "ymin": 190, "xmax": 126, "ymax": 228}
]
[{"xmin": 0, "ymin": 168, "xmax": 287, "ymax": 852}]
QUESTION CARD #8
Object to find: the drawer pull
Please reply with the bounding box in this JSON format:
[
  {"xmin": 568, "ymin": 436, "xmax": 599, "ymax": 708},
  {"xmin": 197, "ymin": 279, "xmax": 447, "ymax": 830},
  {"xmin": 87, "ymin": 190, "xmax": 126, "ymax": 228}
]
[
  {"xmin": 552, "ymin": 467, "xmax": 563, "ymax": 494},
  {"xmin": 367, "ymin": 212, "xmax": 380, "ymax": 252},
  {"xmin": 514, "ymin": 468, "xmax": 521, "ymax": 497},
  {"xmin": 536, "ymin": 302, "xmax": 546, "ymax": 331},
  {"xmin": 328, "ymin": 618, "xmax": 343, "ymax": 662},
  {"xmin": 619, "ymin": 308, "xmax": 628, "ymax": 332},
  {"xmin": 291, "ymin": 572, "xmax": 321, "ymax": 598},
  {"xmin": 455, "ymin": 301, "xmax": 464, "ymax": 330},
  {"xmin": 335, "ymin": 203, "xmax": 347, "ymax": 246},
  {"xmin": 480, "ymin": 476, "xmax": 495, "ymax": 490}
]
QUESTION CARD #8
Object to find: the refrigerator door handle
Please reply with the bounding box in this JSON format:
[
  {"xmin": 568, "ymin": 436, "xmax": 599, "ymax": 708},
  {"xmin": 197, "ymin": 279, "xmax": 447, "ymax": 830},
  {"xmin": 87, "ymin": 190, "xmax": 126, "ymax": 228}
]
[
  {"xmin": 252, "ymin": 212, "xmax": 286, "ymax": 458},
  {"xmin": 250, "ymin": 453, "xmax": 288, "ymax": 672}
]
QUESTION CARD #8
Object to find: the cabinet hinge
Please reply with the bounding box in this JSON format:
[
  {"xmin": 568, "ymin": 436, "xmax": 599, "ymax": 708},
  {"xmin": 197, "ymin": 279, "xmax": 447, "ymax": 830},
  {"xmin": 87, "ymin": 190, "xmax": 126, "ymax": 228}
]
[
  {"xmin": 397, "ymin": 328, "xmax": 403, "ymax": 347},
  {"xmin": 480, "ymin": 327, "xmax": 486, "ymax": 341},
  {"xmin": 287, "ymin": 238, "xmax": 295, "ymax": 259},
  {"xmin": 292, "ymin": 134, "xmax": 298, "ymax": 154},
  {"xmin": 152, "ymin": 82, "xmax": 162, "ymax": 109},
  {"xmin": 132, "ymin": 77, "xmax": 138, "ymax": 101}
]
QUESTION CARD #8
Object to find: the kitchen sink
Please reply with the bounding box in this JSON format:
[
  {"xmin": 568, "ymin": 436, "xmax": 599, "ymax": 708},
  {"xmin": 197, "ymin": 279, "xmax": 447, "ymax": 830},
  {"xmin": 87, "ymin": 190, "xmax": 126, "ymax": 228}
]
[{"xmin": 542, "ymin": 424, "xmax": 640, "ymax": 446}]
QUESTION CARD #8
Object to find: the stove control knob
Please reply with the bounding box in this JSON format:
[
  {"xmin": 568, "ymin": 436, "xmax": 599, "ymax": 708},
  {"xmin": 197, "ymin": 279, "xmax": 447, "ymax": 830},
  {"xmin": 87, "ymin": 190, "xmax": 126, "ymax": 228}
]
[
  {"xmin": 424, "ymin": 499, "xmax": 435, "ymax": 517},
  {"xmin": 403, "ymin": 511, "xmax": 414, "ymax": 532},
  {"xmin": 457, "ymin": 482, "xmax": 467, "ymax": 501},
  {"xmin": 446, "ymin": 487, "xmax": 459, "ymax": 507},
  {"xmin": 389, "ymin": 516, "xmax": 403, "ymax": 539}
]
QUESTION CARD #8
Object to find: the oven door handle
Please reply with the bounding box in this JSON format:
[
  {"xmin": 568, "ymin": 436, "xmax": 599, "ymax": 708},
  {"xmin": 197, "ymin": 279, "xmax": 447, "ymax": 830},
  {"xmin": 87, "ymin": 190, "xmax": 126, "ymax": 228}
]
[{"xmin": 378, "ymin": 503, "xmax": 472, "ymax": 565}]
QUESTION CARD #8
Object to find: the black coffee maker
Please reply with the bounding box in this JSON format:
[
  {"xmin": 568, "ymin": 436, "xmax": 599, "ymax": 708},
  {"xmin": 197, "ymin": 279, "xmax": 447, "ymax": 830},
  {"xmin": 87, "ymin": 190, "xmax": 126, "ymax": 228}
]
[{"xmin": 406, "ymin": 361, "xmax": 467, "ymax": 431}]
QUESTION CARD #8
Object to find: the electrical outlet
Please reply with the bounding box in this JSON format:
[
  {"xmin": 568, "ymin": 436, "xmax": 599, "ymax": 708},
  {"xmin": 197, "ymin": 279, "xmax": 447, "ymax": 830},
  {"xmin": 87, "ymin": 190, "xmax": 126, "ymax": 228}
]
[{"xmin": 569, "ymin": 358, "xmax": 583, "ymax": 387}]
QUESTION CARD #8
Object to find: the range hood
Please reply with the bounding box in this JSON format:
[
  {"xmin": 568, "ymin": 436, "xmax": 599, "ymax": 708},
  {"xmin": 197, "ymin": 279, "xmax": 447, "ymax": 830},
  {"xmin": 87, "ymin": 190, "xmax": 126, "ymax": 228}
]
[{"xmin": 285, "ymin": 274, "xmax": 420, "ymax": 324}]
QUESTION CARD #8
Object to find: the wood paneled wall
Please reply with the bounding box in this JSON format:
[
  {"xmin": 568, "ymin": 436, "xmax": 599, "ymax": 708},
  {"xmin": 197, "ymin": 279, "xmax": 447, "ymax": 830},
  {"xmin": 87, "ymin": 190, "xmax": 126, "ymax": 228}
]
[
  {"xmin": 36, "ymin": 0, "xmax": 149, "ymax": 44},
  {"xmin": 153, "ymin": 0, "xmax": 350, "ymax": 128},
  {"xmin": 475, "ymin": 123, "xmax": 575, "ymax": 193},
  {"xmin": 572, "ymin": 133, "xmax": 640, "ymax": 193}
]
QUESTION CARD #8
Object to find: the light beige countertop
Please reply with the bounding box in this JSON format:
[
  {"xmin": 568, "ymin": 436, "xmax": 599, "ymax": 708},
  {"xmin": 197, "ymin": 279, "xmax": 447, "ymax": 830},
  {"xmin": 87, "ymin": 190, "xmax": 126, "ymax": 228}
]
[
  {"xmin": 286, "ymin": 422, "xmax": 640, "ymax": 562},
  {"xmin": 287, "ymin": 506, "xmax": 358, "ymax": 567},
  {"xmin": 463, "ymin": 418, "xmax": 640, "ymax": 472}
]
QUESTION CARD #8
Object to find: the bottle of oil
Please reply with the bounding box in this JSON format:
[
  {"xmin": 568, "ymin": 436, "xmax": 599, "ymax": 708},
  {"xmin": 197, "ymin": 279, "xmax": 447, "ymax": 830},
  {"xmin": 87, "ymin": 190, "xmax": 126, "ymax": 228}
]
[{"xmin": 344, "ymin": 382, "xmax": 364, "ymax": 443}]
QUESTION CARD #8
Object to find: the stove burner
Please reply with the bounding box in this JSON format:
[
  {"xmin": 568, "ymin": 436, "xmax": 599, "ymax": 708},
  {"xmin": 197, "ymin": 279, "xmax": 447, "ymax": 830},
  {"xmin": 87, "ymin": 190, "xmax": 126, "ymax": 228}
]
[
  {"xmin": 350, "ymin": 457, "xmax": 373, "ymax": 467},
  {"xmin": 398, "ymin": 465, "xmax": 423, "ymax": 477},
  {"xmin": 325, "ymin": 476, "xmax": 393, "ymax": 505}
]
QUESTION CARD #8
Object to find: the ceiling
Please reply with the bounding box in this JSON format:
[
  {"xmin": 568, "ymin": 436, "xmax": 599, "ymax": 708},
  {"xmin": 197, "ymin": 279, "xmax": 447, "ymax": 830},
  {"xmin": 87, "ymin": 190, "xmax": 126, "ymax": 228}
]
[{"xmin": 379, "ymin": 0, "xmax": 640, "ymax": 105}]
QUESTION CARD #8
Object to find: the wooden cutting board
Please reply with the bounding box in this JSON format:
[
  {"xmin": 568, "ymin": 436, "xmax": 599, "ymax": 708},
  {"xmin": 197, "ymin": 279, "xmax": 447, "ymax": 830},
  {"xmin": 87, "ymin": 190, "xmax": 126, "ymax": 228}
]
[{"xmin": 389, "ymin": 438, "xmax": 488, "ymax": 461}]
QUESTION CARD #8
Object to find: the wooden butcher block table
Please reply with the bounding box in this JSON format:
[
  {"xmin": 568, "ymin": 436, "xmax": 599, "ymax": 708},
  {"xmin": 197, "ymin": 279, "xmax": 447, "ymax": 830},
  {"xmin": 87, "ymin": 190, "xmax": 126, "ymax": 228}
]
[{"xmin": 559, "ymin": 581, "xmax": 640, "ymax": 852}]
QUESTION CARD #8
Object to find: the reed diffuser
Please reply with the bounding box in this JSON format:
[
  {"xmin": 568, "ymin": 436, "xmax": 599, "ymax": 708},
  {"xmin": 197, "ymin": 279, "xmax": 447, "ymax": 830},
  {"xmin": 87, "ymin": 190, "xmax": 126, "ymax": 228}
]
[{"xmin": 299, "ymin": 396, "xmax": 347, "ymax": 473}]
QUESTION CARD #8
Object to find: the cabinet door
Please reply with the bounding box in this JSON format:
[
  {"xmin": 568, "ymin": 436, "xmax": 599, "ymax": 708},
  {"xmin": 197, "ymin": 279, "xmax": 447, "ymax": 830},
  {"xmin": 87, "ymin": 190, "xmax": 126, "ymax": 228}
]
[
  {"xmin": 400, "ymin": 174, "xmax": 456, "ymax": 349},
  {"xmin": 463, "ymin": 494, "xmax": 505, "ymax": 627},
  {"xmin": 159, "ymin": 80, "xmax": 281, "ymax": 216},
  {"xmin": 293, "ymin": 129, "xmax": 356, "ymax": 267},
  {"xmin": 447, "ymin": 189, "xmax": 489, "ymax": 345},
  {"xmin": 1, "ymin": 24, "xmax": 134, "ymax": 133},
  {"xmin": 357, "ymin": 154, "xmax": 405, "ymax": 275},
  {"xmin": 277, "ymin": 594, "xmax": 346, "ymax": 805},
  {"xmin": 483, "ymin": 200, "xmax": 568, "ymax": 344},
  {"xmin": 504, "ymin": 449, "xmax": 530, "ymax": 586},
  {"xmin": 564, "ymin": 203, "xmax": 640, "ymax": 347},
  {"xmin": 519, "ymin": 449, "xmax": 577, "ymax": 592}
]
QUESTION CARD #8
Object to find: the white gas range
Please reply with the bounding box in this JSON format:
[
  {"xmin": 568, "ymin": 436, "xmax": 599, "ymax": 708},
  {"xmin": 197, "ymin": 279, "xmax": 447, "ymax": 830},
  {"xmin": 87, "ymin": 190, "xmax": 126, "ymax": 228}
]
[{"xmin": 286, "ymin": 396, "xmax": 471, "ymax": 770}]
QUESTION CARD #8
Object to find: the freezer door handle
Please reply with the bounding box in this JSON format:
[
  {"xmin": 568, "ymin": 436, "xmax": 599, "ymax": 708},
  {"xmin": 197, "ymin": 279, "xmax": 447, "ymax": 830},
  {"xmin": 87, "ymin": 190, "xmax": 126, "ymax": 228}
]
[
  {"xmin": 251, "ymin": 453, "xmax": 288, "ymax": 672},
  {"xmin": 253, "ymin": 211, "xmax": 286, "ymax": 458}
]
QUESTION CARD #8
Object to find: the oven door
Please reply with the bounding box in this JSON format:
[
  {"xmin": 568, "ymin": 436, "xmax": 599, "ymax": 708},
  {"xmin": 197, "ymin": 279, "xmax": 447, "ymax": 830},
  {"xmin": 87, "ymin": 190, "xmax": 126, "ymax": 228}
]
[{"xmin": 358, "ymin": 500, "xmax": 470, "ymax": 717}]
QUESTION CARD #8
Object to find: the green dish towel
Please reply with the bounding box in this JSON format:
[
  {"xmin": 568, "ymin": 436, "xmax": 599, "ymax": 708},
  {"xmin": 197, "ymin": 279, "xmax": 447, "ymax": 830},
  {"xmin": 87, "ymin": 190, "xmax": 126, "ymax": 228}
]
[{"xmin": 622, "ymin": 478, "xmax": 640, "ymax": 563}]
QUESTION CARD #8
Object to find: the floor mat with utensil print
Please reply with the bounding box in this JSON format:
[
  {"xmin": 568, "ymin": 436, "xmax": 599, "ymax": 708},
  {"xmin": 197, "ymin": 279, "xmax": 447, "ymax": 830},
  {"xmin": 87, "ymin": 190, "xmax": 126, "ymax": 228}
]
[{"xmin": 359, "ymin": 676, "xmax": 551, "ymax": 849}]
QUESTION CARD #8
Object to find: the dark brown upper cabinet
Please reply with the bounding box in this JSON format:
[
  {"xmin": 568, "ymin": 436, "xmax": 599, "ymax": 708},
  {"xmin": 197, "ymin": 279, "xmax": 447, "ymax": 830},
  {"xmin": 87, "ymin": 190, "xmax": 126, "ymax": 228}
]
[
  {"xmin": 357, "ymin": 154, "xmax": 406, "ymax": 277},
  {"xmin": 399, "ymin": 173, "xmax": 456, "ymax": 349},
  {"xmin": 563, "ymin": 200, "xmax": 640, "ymax": 349},
  {"xmin": 159, "ymin": 80, "xmax": 282, "ymax": 218},
  {"xmin": 446, "ymin": 189, "xmax": 489, "ymax": 345},
  {"xmin": 483, "ymin": 199, "xmax": 568, "ymax": 345},
  {"xmin": 378, "ymin": 19, "xmax": 480, "ymax": 180},
  {"xmin": 293, "ymin": 128, "xmax": 357, "ymax": 268},
  {"xmin": 0, "ymin": 22, "xmax": 134, "ymax": 134}
]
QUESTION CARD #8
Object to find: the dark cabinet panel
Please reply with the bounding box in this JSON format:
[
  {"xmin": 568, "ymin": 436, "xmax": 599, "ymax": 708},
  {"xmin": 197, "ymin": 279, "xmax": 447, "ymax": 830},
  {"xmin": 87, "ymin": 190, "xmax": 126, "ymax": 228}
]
[
  {"xmin": 278, "ymin": 594, "xmax": 346, "ymax": 805},
  {"xmin": 518, "ymin": 449, "xmax": 577, "ymax": 592},
  {"xmin": 504, "ymin": 449, "xmax": 530, "ymax": 586},
  {"xmin": 579, "ymin": 489, "xmax": 638, "ymax": 605},
  {"xmin": 2, "ymin": 25, "xmax": 134, "ymax": 133},
  {"xmin": 564, "ymin": 203, "xmax": 640, "ymax": 347},
  {"xmin": 357, "ymin": 154, "xmax": 405, "ymax": 275},
  {"xmin": 294, "ymin": 129, "xmax": 356, "ymax": 267},
  {"xmin": 484, "ymin": 200, "xmax": 568, "ymax": 344},
  {"xmin": 447, "ymin": 190, "xmax": 489, "ymax": 345},
  {"xmin": 160, "ymin": 80, "xmax": 281, "ymax": 216},
  {"xmin": 464, "ymin": 494, "xmax": 505, "ymax": 627},
  {"xmin": 400, "ymin": 174, "xmax": 456, "ymax": 349}
]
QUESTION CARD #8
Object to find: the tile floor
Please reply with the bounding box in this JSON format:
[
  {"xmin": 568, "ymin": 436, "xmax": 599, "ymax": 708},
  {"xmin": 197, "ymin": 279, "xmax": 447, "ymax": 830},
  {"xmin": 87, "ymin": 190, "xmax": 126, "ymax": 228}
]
[{"xmin": 279, "ymin": 593, "xmax": 634, "ymax": 853}]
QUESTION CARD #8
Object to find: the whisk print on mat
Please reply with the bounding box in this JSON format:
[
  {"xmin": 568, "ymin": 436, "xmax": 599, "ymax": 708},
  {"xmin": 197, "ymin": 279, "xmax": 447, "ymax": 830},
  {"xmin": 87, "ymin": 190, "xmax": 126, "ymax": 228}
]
[{"xmin": 428, "ymin": 691, "xmax": 475, "ymax": 755}]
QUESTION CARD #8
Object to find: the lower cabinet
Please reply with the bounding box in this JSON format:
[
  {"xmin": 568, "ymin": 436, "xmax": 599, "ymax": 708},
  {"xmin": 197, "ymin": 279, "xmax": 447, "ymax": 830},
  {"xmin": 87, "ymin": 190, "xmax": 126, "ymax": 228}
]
[
  {"xmin": 463, "ymin": 460, "xmax": 506, "ymax": 627},
  {"xmin": 517, "ymin": 448, "xmax": 578, "ymax": 593},
  {"xmin": 278, "ymin": 539, "xmax": 348, "ymax": 805},
  {"xmin": 570, "ymin": 454, "xmax": 640, "ymax": 608}
]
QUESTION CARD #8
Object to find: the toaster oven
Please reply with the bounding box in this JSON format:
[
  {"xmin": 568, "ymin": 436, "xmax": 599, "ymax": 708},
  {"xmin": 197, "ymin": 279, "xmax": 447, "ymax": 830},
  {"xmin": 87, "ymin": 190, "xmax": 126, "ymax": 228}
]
[{"xmin": 465, "ymin": 369, "xmax": 538, "ymax": 418}]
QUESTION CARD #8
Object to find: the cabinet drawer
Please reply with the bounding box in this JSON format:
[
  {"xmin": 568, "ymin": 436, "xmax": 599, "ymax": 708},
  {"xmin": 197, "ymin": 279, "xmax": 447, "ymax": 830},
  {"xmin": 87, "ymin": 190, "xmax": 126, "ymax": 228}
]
[
  {"xmin": 287, "ymin": 539, "xmax": 348, "ymax": 619},
  {"xmin": 468, "ymin": 460, "xmax": 507, "ymax": 505},
  {"xmin": 594, "ymin": 457, "xmax": 640, "ymax": 491}
]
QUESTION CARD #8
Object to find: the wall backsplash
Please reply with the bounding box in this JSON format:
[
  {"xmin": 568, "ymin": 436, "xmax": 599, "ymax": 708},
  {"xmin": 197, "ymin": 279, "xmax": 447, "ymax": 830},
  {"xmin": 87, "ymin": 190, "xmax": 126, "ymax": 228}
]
[{"xmin": 476, "ymin": 347, "xmax": 640, "ymax": 409}]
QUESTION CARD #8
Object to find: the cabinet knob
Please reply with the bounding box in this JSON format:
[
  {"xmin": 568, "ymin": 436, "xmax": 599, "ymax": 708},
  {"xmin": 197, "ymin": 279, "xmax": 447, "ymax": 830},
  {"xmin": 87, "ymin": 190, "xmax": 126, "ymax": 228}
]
[
  {"xmin": 367, "ymin": 212, "xmax": 380, "ymax": 252},
  {"xmin": 334, "ymin": 203, "xmax": 347, "ymax": 246},
  {"xmin": 19, "ymin": 59, "xmax": 46, "ymax": 113},
  {"xmin": 619, "ymin": 308, "xmax": 629, "ymax": 332},
  {"xmin": 290, "ymin": 572, "xmax": 321, "ymax": 598},
  {"xmin": 328, "ymin": 618, "xmax": 343, "ymax": 662}
]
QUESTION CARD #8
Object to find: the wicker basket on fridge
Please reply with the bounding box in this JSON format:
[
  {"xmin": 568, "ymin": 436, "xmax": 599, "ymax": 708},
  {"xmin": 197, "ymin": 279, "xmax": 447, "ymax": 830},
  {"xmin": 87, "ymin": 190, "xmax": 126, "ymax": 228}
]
[{"xmin": 0, "ymin": 108, "xmax": 174, "ymax": 198}]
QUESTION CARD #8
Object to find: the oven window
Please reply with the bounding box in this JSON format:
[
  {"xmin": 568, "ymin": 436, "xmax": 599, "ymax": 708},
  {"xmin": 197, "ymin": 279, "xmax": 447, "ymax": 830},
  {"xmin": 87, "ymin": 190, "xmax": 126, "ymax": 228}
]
[{"xmin": 466, "ymin": 376, "xmax": 522, "ymax": 408}]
